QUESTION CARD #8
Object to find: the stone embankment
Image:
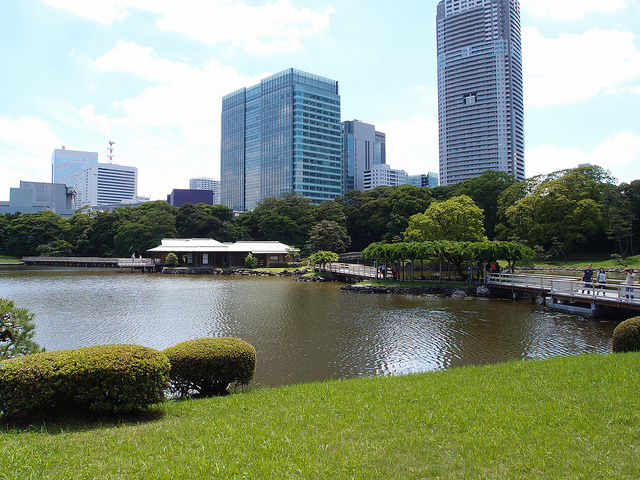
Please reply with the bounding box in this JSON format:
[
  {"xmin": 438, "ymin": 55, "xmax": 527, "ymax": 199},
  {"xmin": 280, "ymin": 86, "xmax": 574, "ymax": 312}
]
[
  {"xmin": 162, "ymin": 267, "xmax": 337, "ymax": 281},
  {"xmin": 340, "ymin": 284, "xmax": 492, "ymax": 298}
]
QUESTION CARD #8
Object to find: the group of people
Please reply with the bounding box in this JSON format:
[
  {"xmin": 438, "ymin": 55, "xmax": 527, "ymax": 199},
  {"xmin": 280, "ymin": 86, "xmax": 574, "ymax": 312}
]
[{"xmin": 580, "ymin": 264, "xmax": 635, "ymax": 299}]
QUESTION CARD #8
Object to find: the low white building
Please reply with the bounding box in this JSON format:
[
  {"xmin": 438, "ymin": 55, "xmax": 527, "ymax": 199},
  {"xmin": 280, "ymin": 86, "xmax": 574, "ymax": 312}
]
[
  {"xmin": 363, "ymin": 164, "xmax": 408, "ymax": 190},
  {"xmin": 148, "ymin": 238, "xmax": 298, "ymax": 268}
]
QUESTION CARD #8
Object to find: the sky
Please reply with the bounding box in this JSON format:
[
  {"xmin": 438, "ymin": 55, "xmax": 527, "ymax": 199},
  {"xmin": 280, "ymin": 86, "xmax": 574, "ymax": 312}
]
[{"xmin": 1, "ymin": 0, "xmax": 639, "ymax": 201}]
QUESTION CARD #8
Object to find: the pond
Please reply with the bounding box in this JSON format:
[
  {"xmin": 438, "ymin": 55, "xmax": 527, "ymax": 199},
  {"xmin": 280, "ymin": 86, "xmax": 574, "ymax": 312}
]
[{"xmin": 0, "ymin": 266, "xmax": 616, "ymax": 388}]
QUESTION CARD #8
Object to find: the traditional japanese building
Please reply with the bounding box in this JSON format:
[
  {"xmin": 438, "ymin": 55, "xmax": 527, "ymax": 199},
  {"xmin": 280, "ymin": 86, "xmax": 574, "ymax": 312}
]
[{"xmin": 148, "ymin": 238, "xmax": 298, "ymax": 268}]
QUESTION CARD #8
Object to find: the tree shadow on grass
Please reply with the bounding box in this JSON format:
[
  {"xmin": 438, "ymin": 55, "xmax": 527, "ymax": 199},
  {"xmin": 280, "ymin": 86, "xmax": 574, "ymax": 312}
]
[{"xmin": 0, "ymin": 406, "xmax": 167, "ymax": 434}]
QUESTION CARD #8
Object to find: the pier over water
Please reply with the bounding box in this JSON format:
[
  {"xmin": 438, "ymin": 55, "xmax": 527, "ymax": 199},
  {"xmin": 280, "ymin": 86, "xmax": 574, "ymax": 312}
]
[{"xmin": 318, "ymin": 263, "xmax": 640, "ymax": 317}]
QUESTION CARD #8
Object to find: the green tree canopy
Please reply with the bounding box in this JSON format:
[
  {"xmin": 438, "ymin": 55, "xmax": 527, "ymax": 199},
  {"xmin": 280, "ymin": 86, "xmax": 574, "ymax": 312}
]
[
  {"xmin": 495, "ymin": 165, "xmax": 614, "ymax": 253},
  {"xmin": 305, "ymin": 220, "xmax": 351, "ymax": 255},
  {"xmin": 404, "ymin": 195, "xmax": 486, "ymax": 243},
  {"xmin": 0, "ymin": 213, "xmax": 9, "ymax": 252},
  {"xmin": 175, "ymin": 203, "xmax": 239, "ymax": 241},
  {"xmin": 455, "ymin": 170, "xmax": 516, "ymax": 239},
  {"xmin": 309, "ymin": 250, "xmax": 339, "ymax": 269},
  {"xmin": 335, "ymin": 185, "xmax": 432, "ymax": 251},
  {"xmin": 113, "ymin": 203, "xmax": 178, "ymax": 257},
  {"xmin": 1, "ymin": 298, "xmax": 43, "ymax": 360},
  {"xmin": 239, "ymin": 193, "xmax": 318, "ymax": 248},
  {"xmin": 5, "ymin": 211, "xmax": 70, "ymax": 257}
]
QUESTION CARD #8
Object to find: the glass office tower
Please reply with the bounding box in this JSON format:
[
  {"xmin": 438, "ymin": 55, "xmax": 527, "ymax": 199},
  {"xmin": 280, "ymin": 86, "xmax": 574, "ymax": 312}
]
[
  {"xmin": 51, "ymin": 148, "xmax": 99, "ymax": 208},
  {"xmin": 221, "ymin": 69, "xmax": 342, "ymax": 211},
  {"xmin": 341, "ymin": 120, "xmax": 387, "ymax": 194},
  {"xmin": 437, "ymin": 0, "xmax": 525, "ymax": 186}
]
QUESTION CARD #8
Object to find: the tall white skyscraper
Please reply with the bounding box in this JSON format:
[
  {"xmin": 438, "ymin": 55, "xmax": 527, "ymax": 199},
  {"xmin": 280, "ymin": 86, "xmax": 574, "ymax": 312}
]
[{"xmin": 437, "ymin": 0, "xmax": 525, "ymax": 186}]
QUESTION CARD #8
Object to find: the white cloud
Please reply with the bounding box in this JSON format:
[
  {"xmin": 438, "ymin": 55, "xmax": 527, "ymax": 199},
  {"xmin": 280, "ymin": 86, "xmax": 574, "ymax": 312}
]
[
  {"xmin": 92, "ymin": 41, "xmax": 266, "ymax": 127},
  {"xmin": 43, "ymin": 0, "xmax": 334, "ymax": 55},
  {"xmin": 520, "ymin": 0, "xmax": 628, "ymax": 19},
  {"xmin": 81, "ymin": 42, "xmax": 270, "ymax": 198},
  {"xmin": 375, "ymin": 116, "xmax": 439, "ymax": 176},
  {"xmin": 0, "ymin": 117, "xmax": 61, "ymax": 196},
  {"xmin": 523, "ymin": 27, "xmax": 640, "ymax": 107},
  {"xmin": 526, "ymin": 131, "xmax": 640, "ymax": 183},
  {"xmin": 41, "ymin": 0, "xmax": 131, "ymax": 23},
  {"xmin": 153, "ymin": 0, "xmax": 334, "ymax": 55}
]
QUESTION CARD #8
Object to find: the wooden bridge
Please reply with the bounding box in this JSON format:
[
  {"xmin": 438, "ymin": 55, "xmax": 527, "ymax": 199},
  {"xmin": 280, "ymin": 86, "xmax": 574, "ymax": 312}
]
[
  {"xmin": 116, "ymin": 258, "xmax": 157, "ymax": 273},
  {"xmin": 486, "ymin": 272, "xmax": 640, "ymax": 314},
  {"xmin": 319, "ymin": 263, "xmax": 379, "ymax": 280},
  {"xmin": 319, "ymin": 263, "xmax": 640, "ymax": 315},
  {"xmin": 22, "ymin": 256, "xmax": 158, "ymax": 272}
]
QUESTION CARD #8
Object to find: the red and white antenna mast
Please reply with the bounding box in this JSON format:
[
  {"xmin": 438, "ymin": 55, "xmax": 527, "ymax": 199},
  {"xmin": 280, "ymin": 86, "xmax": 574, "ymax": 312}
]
[{"xmin": 107, "ymin": 141, "xmax": 115, "ymax": 164}]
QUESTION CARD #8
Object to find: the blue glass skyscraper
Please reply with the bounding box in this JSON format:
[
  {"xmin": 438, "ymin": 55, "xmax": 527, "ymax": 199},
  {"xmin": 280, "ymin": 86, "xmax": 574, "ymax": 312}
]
[{"xmin": 221, "ymin": 69, "xmax": 342, "ymax": 211}]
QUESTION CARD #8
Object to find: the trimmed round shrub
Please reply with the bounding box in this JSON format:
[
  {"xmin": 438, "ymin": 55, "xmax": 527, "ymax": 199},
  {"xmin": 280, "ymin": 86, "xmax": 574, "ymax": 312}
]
[
  {"xmin": 164, "ymin": 337, "xmax": 256, "ymax": 397},
  {"xmin": 0, "ymin": 344, "xmax": 170, "ymax": 418},
  {"xmin": 165, "ymin": 253, "xmax": 179, "ymax": 267},
  {"xmin": 612, "ymin": 316, "xmax": 640, "ymax": 353}
]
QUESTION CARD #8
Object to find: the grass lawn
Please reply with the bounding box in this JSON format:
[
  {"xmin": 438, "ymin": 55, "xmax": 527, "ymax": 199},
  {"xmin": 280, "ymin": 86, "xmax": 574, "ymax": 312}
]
[
  {"xmin": 0, "ymin": 255, "xmax": 22, "ymax": 264},
  {"xmin": 2, "ymin": 353, "xmax": 639, "ymax": 479},
  {"xmin": 534, "ymin": 253, "xmax": 640, "ymax": 270}
]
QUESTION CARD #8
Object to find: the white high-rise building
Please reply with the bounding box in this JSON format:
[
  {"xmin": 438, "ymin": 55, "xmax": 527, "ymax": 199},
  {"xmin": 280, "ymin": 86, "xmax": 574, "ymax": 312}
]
[
  {"xmin": 190, "ymin": 177, "xmax": 220, "ymax": 204},
  {"xmin": 80, "ymin": 162, "xmax": 137, "ymax": 207},
  {"xmin": 437, "ymin": 0, "xmax": 525, "ymax": 186},
  {"xmin": 363, "ymin": 164, "xmax": 407, "ymax": 190}
]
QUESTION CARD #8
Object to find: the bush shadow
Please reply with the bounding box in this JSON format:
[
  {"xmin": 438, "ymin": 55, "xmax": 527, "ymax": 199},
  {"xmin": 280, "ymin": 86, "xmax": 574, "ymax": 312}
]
[{"xmin": 0, "ymin": 406, "xmax": 167, "ymax": 434}]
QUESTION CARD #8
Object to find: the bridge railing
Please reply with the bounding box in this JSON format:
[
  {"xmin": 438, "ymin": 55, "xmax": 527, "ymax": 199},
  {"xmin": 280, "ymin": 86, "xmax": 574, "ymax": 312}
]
[
  {"xmin": 116, "ymin": 258, "xmax": 156, "ymax": 268},
  {"xmin": 317, "ymin": 263, "xmax": 378, "ymax": 279},
  {"xmin": 487, "ymin": 273, "xmax": 639, "ymax": 303}
]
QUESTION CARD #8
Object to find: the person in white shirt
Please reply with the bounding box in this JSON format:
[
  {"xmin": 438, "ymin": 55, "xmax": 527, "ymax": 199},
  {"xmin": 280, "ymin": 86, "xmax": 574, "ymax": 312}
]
[{"xmin": 624, "ymin": 268, "xmax": 635, "ymax": 300}]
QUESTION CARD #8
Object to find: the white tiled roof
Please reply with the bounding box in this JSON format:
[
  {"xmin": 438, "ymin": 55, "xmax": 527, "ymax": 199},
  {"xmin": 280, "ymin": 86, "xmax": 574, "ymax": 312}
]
[{"xmin": 148, "ymin": 238, "xmax": 297, "ymax": 254}]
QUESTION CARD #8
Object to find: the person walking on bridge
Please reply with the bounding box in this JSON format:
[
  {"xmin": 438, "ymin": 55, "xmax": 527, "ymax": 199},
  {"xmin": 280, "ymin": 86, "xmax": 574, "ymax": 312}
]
[
  {"xmin": 624, "ymin": 268, "xmax": 635, "ymax": 300},
  {"xmin": 596, "ymin": 268, "xmax": 607, "ymax": 296},
  {"xmin": 581, "ymin": 264, "xmax": 594, "ymax": 294}
]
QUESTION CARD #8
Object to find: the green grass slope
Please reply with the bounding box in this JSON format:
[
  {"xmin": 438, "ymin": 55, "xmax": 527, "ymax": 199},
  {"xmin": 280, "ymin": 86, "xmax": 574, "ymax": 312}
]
[{"xmin": 1, "ymin": 353, "xmax": 639, "ymax": 479}]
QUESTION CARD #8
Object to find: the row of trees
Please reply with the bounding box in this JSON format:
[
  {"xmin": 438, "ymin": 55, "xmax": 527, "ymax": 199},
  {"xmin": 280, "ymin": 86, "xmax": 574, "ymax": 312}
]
[
  {"xmin": 1, "ymin": 165, "xmax": 638, "ymax": 260},
  {"xmin": 362, "ymin": 241, "xmax": 534, "ymax": 279}
]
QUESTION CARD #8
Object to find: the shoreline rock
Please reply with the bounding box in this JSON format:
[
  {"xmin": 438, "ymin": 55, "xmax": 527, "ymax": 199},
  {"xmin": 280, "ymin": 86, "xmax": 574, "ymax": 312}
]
[
  {"xmin": 340, "ymin": 283, "xmax": 480, "ymax": 297},
  {"xmin": 162, "ymin": 267, "xmax": 309, "ymax": 277}
]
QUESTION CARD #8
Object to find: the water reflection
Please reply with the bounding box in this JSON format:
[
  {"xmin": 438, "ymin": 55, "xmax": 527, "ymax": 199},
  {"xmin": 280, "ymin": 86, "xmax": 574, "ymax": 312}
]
[{"xmin": 0, "ymin": 266, "xmax": 615, "ymax": 387}]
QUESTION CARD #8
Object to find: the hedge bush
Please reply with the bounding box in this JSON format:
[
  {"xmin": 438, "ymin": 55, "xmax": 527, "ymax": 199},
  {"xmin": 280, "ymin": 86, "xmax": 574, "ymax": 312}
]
[
  {"xmin": 164, "ymin": 337, "xmax": 256, "ymax": 397},
  {"xmin": 612, "ymin": 316, "xmax": 640, "ymax": 353},
  {"xmin": 0, "ymin": 344, "xmax": 170, "ymax": 418},
  {"xmin": 165, "ymin": 253, "xmax": 179, "ymax": 267}
]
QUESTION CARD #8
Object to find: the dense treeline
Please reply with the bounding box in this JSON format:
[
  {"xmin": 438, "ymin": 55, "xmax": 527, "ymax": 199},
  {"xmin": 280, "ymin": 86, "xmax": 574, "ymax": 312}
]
[{"xmin": 0, "ymin": 166, "xmax": 638, "ymax": 259}]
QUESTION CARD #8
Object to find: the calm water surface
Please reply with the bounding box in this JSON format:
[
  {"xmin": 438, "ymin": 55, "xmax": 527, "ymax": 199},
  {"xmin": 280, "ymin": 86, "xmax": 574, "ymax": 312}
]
[{"xmin": 0, "ymin": 266, "xmax": 615, "ymax": 387}]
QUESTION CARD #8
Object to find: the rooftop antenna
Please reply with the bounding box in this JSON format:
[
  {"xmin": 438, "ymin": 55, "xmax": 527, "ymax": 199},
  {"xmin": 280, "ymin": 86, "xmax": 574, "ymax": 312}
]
[{"xmin": 107, "ymin": 141, "xmax": 115, "ymax": 164}]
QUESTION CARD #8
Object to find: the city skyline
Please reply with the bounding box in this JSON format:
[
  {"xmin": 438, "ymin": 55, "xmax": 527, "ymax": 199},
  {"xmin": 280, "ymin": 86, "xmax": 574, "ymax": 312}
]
[{"xmin": 1, "ymin": 0, "xmax": 639, "ymax": 201}]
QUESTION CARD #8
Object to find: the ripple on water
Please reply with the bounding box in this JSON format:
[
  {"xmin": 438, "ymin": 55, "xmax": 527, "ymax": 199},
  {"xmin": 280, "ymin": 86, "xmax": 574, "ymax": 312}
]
[{"xmin": 0, "ymin": 267, "xmax": 616, "ymax": 387}]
